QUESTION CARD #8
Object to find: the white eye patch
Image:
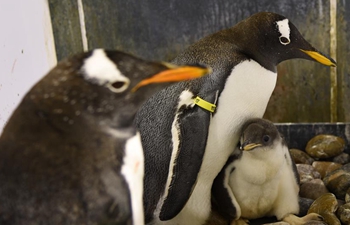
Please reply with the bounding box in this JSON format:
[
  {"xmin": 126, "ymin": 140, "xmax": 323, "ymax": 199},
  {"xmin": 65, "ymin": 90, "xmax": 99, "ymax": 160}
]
[
  {"xmin": 276, "ymin": 19, "xmax": 291, "ymax": 45},
  {"xmin": 81, "ymin": 49, "xmax": 130, "ymax": 93}
]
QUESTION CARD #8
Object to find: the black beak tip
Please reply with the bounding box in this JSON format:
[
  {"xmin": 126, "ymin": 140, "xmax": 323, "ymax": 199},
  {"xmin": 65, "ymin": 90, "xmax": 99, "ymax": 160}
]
[{"xmin": 330, "ymin": 58, "xmax": 337, "ymax": 67}]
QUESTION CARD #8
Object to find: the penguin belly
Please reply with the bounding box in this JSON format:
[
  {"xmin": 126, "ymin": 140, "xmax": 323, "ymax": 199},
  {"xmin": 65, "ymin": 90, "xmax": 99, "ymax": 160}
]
[{"xmin": 156, "ymin": 60, "xmax": 277, "ymax": 225}]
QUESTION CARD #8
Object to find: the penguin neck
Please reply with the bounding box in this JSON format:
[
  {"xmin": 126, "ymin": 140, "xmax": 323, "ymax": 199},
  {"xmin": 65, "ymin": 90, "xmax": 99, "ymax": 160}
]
[{"xmin": 224, "ymin": 27, "xmax": 278, "ymax": 72}]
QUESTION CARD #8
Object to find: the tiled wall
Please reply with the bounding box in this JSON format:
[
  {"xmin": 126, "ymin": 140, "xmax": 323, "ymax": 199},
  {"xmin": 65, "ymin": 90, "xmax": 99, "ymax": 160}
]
[{"xmin": 49, "ymin": 0, "xmax": 349, "ymax": 122}]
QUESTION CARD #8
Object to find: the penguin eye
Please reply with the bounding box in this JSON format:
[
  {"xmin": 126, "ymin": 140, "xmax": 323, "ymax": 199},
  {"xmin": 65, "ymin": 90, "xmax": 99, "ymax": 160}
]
[
  {"xmin": 111, "ymin": 81, "xmax": 126, "ymax": 89},
  {"xmin": 107, "ymin": 79, "xmax": 130, "ymax": 93},
  {"xmin": 279, "ymin": 36, "xmax": 291, "ymax": 45},
  {"xmin": 263, "ymin": 135, "xmax": 270, "ymax": 142}
]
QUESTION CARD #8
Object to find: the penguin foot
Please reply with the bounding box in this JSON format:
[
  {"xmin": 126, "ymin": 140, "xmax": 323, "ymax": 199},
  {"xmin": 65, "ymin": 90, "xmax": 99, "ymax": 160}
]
[
  {"xmin": 281, "ymin": 213, "xmax": 323, "ymax": 225},
  {"xmin": 230, "ymin": 218, "xmax": 249, "ymax": 225}
]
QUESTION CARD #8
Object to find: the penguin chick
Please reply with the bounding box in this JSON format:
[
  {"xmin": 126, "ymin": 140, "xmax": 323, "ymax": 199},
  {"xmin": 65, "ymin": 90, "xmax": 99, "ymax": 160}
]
[
  {"xmin": 212, "ymin": 118, "xmax": 322, "ymax": 225},
  {"xmin": 135, "ymin": 11, "xmax": 335, "ymax": 225},
  {"xmin": 0, "ymin": 49, "xmax": 208, "ymax": 225}
]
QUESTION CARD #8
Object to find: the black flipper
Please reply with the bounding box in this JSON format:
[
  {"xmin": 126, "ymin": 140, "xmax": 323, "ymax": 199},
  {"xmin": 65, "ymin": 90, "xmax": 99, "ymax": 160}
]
[
  {"xmin": 211, "ymin": 152, "xmax": 242, "ymax": 221},
  {"xmin": 159, "ymin": 92, "xmax": 217, "ymax": 221}
]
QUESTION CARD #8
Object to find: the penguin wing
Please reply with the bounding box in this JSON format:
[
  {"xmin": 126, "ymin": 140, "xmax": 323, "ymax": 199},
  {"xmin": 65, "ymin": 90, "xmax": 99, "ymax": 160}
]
[
  {"xmin": 159, "ymin": 91, "xmax": 217, "ymax": 221},
  {"xmin": 211, "ymin": 154, "xmax": 241, "ymax": 220}
]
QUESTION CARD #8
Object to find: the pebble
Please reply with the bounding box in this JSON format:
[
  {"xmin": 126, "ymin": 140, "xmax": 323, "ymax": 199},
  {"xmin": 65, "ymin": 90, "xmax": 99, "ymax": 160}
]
[
  {"xmin": 296, "ymin": 164, "xmax": 321, "ymax": 184},
  {"xmin": 333, "ymin": 153, "xmax": 350, "ymax": 165},
  {"xmin": 323, "ymin": 163, "xmax": 350, "ymax": 200},
  {"xmin": 305, "ymin": 135, "xmax": 345, "ymax": 159},
  {"xmin": 307, "ymin": 193, "xmax": 338, "ymax": 213},
  {"xmin": 312, "ymin": 161, "xmax": 342, "ymax": 179},
  {"xmin": 299, "ymin": 197, "xmax": 315, "ymax": 216},
  {"xmin": 336, "ymin": 203, "xmax": 350, "ymax": 224},
  {"xmin": 299, "ymin": 179, "xmax": 329, "ymax": 200},
  {"xmin": 290, "ymin": 149, "xmax": 315, "ymax": 164},
  {"xmin": 307, "ymin": 193, "xmax": 341, "ymax": 225},
  {"xmin": 345, "ymin": 187, "xmax": 350, "ymax": 203}
]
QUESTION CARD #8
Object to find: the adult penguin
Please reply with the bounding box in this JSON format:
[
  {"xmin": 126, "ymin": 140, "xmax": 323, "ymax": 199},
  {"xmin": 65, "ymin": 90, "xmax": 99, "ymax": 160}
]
[
  {"xmin": 0, "ymin": 49, "xmax": 208, "ymax": 225},
  {"xmin": 135, "ymin": 12, "xmax": 336, "ymax": 225}
]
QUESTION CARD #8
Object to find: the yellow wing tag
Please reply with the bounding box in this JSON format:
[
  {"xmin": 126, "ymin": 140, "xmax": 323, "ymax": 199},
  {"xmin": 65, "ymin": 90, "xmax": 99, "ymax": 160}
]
[{"xmin": 194, "ymin": 96, "xmax": 216, "ymax": 113}]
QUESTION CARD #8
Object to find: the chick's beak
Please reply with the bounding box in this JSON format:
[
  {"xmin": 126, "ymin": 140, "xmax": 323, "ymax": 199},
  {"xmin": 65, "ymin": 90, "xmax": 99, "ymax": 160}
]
[
  {"xmin": 299, "ymin": 49, "xmax": 336, "ymax": 67},
  {"xmin": 131, "ymin": 65, "xmax": 210, "ymax": 92},
  {"xmin": 240, "ymin": 141, "xmax": 262, "ymax": 151}
]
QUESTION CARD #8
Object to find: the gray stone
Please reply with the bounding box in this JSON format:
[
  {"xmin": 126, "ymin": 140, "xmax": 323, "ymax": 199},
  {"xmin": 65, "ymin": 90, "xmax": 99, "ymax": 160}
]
[
  {"xmin": 290, "ymin": 149, "xmax": 315, "ymax": 165},
  {"xmin": 300, "ymin": 179, "xmax": 329, "ymax": 200},
  {"xmin": 296, "ymin": 164, "xmax": 321, "ymax": 184},
  {"xmin": 333, "ymin": 153, "xmax": 350, "ymax": 165}
]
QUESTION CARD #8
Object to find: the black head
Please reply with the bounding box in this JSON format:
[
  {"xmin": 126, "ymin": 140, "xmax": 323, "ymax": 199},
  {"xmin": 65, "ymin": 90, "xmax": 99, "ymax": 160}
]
[
  {"xmin": 23, "ymin": 49, "xmax": 208, "ymax": 132},
  {"xmin": 239, "ymin": 118, "xmax": 282, "ymax": 151},
  {"xmin": 230, "ymin": 12, "xmax": 336, "ymax": 71}
]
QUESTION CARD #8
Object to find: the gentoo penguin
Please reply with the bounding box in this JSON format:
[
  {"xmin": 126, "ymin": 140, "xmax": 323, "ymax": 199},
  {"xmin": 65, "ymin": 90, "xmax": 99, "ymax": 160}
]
[
  {"xmin": 135, "ymin": 12, "xmax": 336, "ymax": 225},
  {"xmin": 211, "ymin": 118, "xmax": 322, "ymax": 225},
  {"xmin": 0, "ymin": 49, "xmax": 208, "ymax": 225}
]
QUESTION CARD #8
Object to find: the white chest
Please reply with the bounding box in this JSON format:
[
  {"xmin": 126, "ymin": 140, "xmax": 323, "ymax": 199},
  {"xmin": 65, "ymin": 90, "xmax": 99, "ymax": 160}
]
[
  {"xmin": 166, "ymin": 60, "xmax": 277, "ymax": 225},
  {"xmin": 203, "ymin": 60, "xmax": 277, "ymax": 173},
  {"xmin": 122, "ymin": 133, "xmax": 145, "ymax": 225}
]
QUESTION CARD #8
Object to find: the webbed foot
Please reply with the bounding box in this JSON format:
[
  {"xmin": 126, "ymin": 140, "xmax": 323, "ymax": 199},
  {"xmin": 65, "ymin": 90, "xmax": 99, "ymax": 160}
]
[{"xmin": 281, "ymin": 213, "xmax": 323, "ymax": 225}]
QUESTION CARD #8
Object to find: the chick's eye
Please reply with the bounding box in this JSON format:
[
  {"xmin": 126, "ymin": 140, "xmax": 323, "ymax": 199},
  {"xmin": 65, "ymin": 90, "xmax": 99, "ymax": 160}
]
[{"xmin": 263, "ymin": 135, "xmax": 270, "ymax": 142}]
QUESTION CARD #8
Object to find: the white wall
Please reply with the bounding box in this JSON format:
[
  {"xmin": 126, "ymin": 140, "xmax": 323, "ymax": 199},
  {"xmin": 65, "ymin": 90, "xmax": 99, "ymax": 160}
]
[{"xmin": 0, "ymin": 0, "xmax": 57, "ymax": 134}]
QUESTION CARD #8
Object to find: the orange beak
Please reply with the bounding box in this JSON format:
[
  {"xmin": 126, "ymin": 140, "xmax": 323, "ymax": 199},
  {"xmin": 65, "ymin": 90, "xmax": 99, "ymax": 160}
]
[{"xmin": 131, "ymin": 65, "xmax": 210, "ymax": 92}]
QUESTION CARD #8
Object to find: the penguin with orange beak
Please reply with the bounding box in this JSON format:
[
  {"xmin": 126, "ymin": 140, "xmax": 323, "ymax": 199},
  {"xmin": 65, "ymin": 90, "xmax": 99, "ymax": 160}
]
[{"xmin": 0, "ymin": 49, "xmax": 208, "ymax": 225}]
